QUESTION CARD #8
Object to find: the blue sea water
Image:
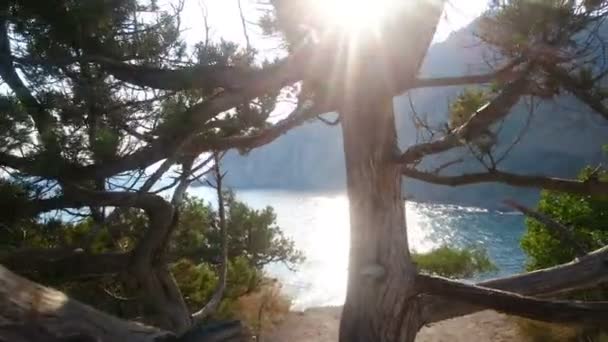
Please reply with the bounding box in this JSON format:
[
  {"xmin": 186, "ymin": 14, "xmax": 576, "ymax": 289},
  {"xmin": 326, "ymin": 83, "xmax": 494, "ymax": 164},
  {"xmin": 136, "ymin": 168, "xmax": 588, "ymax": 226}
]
[{"xmin": 189, "ymin": 187, "xmax": 527, "ymax": 310}]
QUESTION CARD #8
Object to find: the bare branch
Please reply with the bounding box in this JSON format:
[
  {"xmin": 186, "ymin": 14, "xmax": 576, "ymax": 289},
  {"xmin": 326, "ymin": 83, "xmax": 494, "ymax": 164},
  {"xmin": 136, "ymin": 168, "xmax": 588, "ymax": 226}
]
[
  {"xmin": 237, "ymin": 0, "xmax": 251, "ymax": 51},
  {"xmin": 192, "ymin": 152, "xmax": 228, "ymax": 322},
  {"xmin": 418, "ymin": 274, "xmax": 608, "ymax": 324},
  {"xmin": 171, "ymin": 157, "xmax": 195, "ymax": 206},
  {"xmin": 411, "ymin": 59, "xmax": 522, "ymax": 89},
  {"xmin": 402, "ymin": 167, "xmax": 608, "ymax": 197},
  {"xmin": 422, "ymin": 245, "xmax": 608, "ymax": 324}
]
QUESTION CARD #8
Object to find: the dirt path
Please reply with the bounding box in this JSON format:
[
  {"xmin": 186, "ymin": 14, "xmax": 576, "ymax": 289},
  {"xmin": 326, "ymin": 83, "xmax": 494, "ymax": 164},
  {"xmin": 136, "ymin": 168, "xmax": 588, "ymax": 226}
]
[{"xmin": 265, "ymin": 307, "xmax": 525, "ymax": 342}]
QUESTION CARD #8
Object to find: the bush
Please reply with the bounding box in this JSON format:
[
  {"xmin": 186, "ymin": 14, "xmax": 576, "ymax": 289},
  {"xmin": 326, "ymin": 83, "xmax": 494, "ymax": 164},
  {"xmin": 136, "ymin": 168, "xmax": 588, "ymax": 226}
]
[
  {"xmin": 412, "ymin": 245, "xmax": 497, "ymax": 279},
  {"xmin": 0, "ymin": 190, "xmax": 303, "ymax": 323},
  {"xmin": 518, "ymin": 165, "xmax": 608, "ymax": 341},
  {"xmin": 233, "ymin": 279, "xmax": 291, "ymax": 338},
  {"xmin": 520, "ymin": 167, "xmax": 608, "ymax": 271}
]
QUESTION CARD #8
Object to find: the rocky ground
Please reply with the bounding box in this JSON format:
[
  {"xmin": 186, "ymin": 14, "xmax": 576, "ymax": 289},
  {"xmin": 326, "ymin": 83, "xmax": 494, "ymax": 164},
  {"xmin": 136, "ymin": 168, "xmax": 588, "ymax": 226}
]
[{"xmin": 265, "ymin": 307, "xmax": 525, "ymax": 342}]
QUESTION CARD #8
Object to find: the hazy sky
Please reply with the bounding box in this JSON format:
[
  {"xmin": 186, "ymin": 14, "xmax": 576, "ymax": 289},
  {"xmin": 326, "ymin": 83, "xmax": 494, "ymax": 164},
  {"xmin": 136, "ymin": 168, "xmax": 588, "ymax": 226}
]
[{"xmin": 178, "ymin": 0, "xmax": 491, "ymax": 55}]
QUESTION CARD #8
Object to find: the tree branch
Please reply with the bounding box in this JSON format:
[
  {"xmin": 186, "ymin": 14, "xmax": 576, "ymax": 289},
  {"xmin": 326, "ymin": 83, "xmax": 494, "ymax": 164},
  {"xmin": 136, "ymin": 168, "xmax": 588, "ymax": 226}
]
[
  {"xmin": 503, "ymin": 199, "xmax": 588, "ymax": 256},
  {"xmin": 0, "ymin": 264, "xmax": 244, "ymax": 342},
  {"xmin": 402, "ymin": 167, "xmax": 608, "ymax": 197},
  {"xmin": 411, "ymin": 59, "xmax": 522, "ymax": 89},
  {"xmin": 422, "ymin": 244, "xmax": 608, "ymax": 324},
  {"xmin": 544, "ymin": 63, "xmax": 608, "ymax": 121},
  {"xmin": 186, "ymin": 99, "xmax": 327, "ymax": 154},
  {"xmin": 417, "ymin": 274, "xmax": 608, "ymax": 324},
  {"xmin": 399, "ymin": 77, "xmax": 528, "ymax": 164},
  {"xmin": 0, "ymin": 14, "xmax": 58, "ymax": 148},
  {"xmin": 192, "ymin": 152, "xmax": 228, "ymax": 321}
]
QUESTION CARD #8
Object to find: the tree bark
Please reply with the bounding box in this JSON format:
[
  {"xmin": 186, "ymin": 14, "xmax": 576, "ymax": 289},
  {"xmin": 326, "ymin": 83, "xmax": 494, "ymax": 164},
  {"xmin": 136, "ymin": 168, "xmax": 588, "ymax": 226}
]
[
  {"xmin": 336, "ymin": 2, "xmax": 444, "ymax": 340},
  {"xmin": 339, "ymin": 94, "xmax": 422, "ymax": 341},
  {"xmin": 421, "ymin": 245, "xmax": 608, "ymax": 324},
  {"xmin": 0, "ymin": 264, "xmax": 245, "ymax": 342},
  {"xmin": 0, "ymin": 264, "xmax": 167, "ymax": 342}
]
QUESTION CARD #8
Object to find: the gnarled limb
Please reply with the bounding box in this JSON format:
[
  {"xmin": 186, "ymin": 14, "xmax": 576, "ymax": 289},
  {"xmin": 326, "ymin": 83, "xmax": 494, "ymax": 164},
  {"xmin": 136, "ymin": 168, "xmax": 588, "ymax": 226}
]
[
  {"xmin": 399, "ymin": 77, "xmax": 528, "ymax": 164},
  {"xmin": 421, "ymin": 245, "xmax": 608, "ymax": 324},
  {"xmin": 401, "ymin": 167, "xmax": 608, "ymax": 197},
  {"xmin": 417, "ymin": 274, "xmax": 608, "ymax": 324},
  {"xmin": 27, "ymin": 188, "xmax": 191, "ymax": 333},
  {"xmin": 0, "ymin": 264, "xmax": 245, "ymax": 342},
  {"xmin": 0, "ymin": 264, "xmax": 167, "ymax": 341}
]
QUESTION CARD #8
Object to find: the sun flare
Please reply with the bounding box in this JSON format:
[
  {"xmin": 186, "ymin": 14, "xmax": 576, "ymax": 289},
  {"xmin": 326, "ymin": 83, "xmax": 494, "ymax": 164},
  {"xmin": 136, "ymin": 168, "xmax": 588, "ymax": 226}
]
[{"xmin": 310, "ymin": 0, "xmax": 401, "ymax": 32}]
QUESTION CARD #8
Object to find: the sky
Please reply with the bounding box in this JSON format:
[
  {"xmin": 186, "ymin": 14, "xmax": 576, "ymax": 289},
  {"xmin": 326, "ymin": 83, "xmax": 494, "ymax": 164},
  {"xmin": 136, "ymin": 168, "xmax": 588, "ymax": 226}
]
[{"xmin": 178, "ymin": 0, "xmax": 491, "ymax": 56}]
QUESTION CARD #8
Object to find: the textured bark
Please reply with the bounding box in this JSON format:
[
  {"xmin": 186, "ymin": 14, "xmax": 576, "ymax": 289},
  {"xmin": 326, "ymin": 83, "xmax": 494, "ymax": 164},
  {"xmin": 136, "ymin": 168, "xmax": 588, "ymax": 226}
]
[
  {"xmin": 0, "ymin": 264, "xmax": 245, "ymax": 342},
  {"xmin": 421, "ymin": 245, "xmax": 608, "ymax": 324},
  {"xmin": 340, "ymin": 95, "xmax": 422, "ymax": 342},
  {"xmin": 338, "ymin": 1, "xmax": 442, "ymax": 342},
  {"xmin": 0, "ymin": 264, "xmax": 167, "ymax": 342},
  {"xmin": 337, "ymin": 2, "xmax": 443, "ymax": 341},
  {"xmin": 418, "ymin": 274, "xmax": 608, "ymax": 324},
  {"xmin": 128, "ymin": 196, "xmax": 191, "ymax": 333}
]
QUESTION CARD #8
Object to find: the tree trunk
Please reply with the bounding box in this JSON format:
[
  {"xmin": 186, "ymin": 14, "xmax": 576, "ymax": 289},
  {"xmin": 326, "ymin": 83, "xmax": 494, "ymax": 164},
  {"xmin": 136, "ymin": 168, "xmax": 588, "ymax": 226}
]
[
  {"xmin": 0, "ymin": 264, "xmax": 245, "ymax": 342},
  {"xmin": 339, "ymin": 94, "xmax": 421, "ymax": 341},
  {"xmin": 0, "ymin": 264, "xmax": 167, "ymax": 342}
]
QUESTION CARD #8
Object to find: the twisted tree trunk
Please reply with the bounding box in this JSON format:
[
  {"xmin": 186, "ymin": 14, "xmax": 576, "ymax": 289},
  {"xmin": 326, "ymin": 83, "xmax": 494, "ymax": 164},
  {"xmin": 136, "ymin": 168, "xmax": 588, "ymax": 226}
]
[
  {"xmin": 336, "ymin": 3, "xmax": 443, "ymax": 340},
  {"xmin": 339, "ymin": 94, "xmax": 422, "ymax": 342},
  {"xmin": 0, "ymin": 264, "xmax": 244, "ymax": 342}
]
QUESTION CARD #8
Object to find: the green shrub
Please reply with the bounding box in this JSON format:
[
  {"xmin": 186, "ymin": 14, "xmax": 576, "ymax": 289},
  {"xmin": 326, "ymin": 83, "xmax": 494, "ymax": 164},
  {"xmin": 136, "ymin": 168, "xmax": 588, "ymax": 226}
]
[
  {"xmin": 518, "ymin": 164, "xmax": 608, "ymax": 341},
  {"xmin": 1, "ymin": 189, "xmax": 303, "ymax": 323},
  {"xmin": 412, "ymin": 245, "xmax": 497, "ymax": 279},
  {"xmin": 521, "ymin": 167, "xmax": 608, "ymax": 271}
]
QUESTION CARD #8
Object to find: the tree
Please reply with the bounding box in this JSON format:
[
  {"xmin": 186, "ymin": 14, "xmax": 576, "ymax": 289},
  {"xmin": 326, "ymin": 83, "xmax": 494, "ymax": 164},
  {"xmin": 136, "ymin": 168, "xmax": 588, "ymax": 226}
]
[{"xmin": 2, "ymin": 0, "xmax": 608, "ymax": 341}]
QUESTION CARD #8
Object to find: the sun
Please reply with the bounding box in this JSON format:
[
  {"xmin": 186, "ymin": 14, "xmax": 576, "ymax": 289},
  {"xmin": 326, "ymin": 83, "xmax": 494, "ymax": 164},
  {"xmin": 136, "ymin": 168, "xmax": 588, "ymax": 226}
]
[{"xmin": 310, "ymin": 0, "xmax": 401, "ymax": 32}]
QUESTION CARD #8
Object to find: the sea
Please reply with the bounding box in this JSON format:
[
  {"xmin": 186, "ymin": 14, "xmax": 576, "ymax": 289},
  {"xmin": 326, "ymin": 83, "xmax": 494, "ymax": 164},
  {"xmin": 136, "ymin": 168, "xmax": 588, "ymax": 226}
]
[{"xmin": 189, "ymin": 187, "xmax": 527, "ymax": 310}]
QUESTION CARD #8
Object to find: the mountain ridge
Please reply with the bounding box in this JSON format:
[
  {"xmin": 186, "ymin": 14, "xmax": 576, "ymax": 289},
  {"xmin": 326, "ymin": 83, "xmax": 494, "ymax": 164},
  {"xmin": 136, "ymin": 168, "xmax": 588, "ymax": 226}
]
[{"xmin": 217, "ymin": 21, "xmax": 608, "ymax": 209}]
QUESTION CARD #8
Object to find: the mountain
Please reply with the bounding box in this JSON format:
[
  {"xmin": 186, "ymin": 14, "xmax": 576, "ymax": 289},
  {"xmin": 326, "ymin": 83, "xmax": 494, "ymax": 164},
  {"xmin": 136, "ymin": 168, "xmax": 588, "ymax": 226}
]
[{"xmin": 218, "ymin": 22, "xmax": 608, "ymax": 209}]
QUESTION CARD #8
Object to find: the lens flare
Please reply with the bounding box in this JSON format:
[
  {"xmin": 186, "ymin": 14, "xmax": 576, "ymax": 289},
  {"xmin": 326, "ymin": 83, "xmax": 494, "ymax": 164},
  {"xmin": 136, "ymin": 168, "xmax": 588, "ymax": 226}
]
[{"xmin": 310, "ymin": 0, "xmax": 401, "ymax": 32}]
